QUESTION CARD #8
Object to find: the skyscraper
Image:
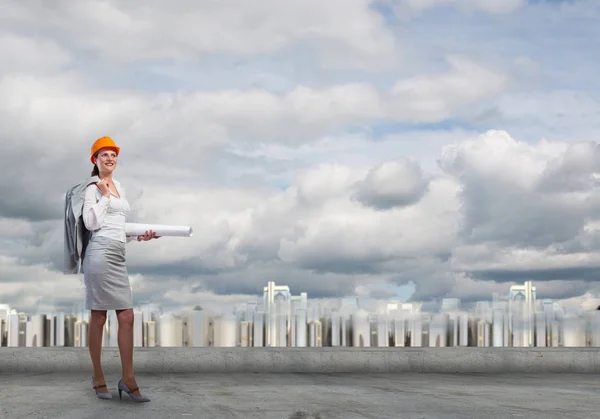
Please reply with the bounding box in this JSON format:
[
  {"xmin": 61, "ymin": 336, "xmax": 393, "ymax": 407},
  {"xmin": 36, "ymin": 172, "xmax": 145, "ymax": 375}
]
[
  {"xmin": 508, "ymin": 281, "xmax": 536, "ymax": 347},
  {"xmin": 188, "ymin": 306, "xmax": 208, "ymax": 347},
  {"xmin": 263, "ymin": 281, "xmax": 291, "ymax": 346},
  {"xmin": 352, "ymin": 309, "xmax": 370, "ymax": 347}
]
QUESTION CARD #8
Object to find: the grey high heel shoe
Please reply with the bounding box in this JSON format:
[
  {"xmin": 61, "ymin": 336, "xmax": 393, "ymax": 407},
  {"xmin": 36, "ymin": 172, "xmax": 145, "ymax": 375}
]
[
  {"xmin": 91, "ymin": 377, "xmax": 112, "ymax": 399},
  {"xmin": 118, "ymin": 379, "xmax": 150, "ymax": 403}
]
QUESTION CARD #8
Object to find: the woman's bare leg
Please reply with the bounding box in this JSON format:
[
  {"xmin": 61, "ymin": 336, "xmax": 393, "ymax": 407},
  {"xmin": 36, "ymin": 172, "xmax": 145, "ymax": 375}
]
[
  {"xmin": 116, "ymin": 308, "xmax": 142, "ymax": 396},
  {"xmin": 89, "ymin": 309, "xmax": 109, "ymax": 392}
]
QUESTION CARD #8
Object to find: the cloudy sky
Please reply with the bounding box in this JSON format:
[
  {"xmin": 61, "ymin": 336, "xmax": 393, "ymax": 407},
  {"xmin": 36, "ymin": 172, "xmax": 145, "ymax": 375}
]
[{"xmin": 1, "ymin": 0, "xmax": 600, "ymax": 316}]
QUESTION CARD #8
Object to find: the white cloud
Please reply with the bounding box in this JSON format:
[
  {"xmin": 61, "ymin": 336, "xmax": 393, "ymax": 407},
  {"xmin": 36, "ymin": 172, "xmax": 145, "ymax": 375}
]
[
  {"xmin": 0, "ymin": 34, "xmax": 71, "ymax": 74},
  {"xmin": 438, "ymin": 130, "xmax": 597, "ymax": 248},
  {"xmin": 451, "ymin": 245, "xmax": 600, "ymax": 274},
  {"xmin": 352, "ymin": 158, "xmax": 430, "ymax": 209},
  {"xmin": 0, "ymin": 0, "xmax": 398, "ymax": 68},
  {"xmin": 0, "ymin": 55, "xmax": 508, "ymax": 209},
  {"xmin": 392, "ymin": 0, "xmax": 524, "ymax": 16},
  {"xmin": 277, "ymin": 171, "xmax": 460, "ymax": 269},
  {"xmin": 494, "ymin": 91, "xmax": 600, "ymax": 143},
  {"xmin": 390, "ymin": 56, "xmax": 508, "ymax": 121}
]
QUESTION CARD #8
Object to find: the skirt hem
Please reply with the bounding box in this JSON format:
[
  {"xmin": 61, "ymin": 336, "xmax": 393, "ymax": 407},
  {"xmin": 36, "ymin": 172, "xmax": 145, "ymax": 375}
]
[{"xmin": 86, "ymin": 305, "xmax": 134, "ymax": 311}]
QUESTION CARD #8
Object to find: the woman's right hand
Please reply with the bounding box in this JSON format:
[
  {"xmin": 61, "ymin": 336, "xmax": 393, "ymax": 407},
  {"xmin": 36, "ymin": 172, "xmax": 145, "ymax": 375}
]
[{"xmin": 96, "ymin": 180, "xmax": 110, "ymax": 198}]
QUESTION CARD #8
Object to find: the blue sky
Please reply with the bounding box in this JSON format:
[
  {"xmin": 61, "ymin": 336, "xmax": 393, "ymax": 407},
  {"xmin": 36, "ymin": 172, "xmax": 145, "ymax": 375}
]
[{"xmin": 0, "ymin": 0, "xmax": 600, "ymax": 314}]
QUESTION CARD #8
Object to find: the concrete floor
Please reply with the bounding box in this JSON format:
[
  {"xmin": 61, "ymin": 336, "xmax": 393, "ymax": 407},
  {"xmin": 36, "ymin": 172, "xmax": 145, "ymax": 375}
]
[{"xmin": 1, "ymin": 373, "xmax": 599, "ymax": 419}]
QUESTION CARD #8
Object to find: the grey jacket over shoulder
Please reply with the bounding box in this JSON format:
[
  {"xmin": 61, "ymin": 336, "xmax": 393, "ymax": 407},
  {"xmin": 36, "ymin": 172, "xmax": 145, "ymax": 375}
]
[{"xmin": 63, "ymin": 176, "xmax": 100, "ymax": 274}]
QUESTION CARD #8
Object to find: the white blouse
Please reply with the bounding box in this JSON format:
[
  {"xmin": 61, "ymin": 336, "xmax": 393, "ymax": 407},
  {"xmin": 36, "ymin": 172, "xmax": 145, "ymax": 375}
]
[{"xmin": 82, "ymin": 179, "xmax": 135, "ymax": 243}]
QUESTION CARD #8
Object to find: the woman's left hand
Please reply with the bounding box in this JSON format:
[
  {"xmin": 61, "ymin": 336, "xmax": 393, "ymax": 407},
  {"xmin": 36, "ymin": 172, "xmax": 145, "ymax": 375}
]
[{"xmin": 137, "ymin": 230, "xmax": 160, "ymax": 241}]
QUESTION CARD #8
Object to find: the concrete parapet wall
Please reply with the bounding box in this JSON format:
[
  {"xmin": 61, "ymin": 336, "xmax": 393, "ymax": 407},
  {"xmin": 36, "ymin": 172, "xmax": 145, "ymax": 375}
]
[{"xmin": 2, "ymin": 347, "xmax": 600, "ymax": 374}]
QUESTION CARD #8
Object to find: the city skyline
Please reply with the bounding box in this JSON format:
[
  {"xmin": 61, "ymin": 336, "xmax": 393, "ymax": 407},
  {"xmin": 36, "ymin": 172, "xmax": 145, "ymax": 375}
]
[{"xmin": 2, "ymin": 280, "xmax": 600, "ymax": 349}]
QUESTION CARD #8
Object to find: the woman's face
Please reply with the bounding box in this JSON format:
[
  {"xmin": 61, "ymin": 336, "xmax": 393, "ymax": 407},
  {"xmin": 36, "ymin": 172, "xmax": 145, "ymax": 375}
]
[{"xmin": 95, "ymin": 148, "xmax": 118, "ymax": 173}]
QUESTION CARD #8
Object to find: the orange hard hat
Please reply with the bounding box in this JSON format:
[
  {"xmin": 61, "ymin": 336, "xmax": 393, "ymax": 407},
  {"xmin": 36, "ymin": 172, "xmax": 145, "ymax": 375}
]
[{"xmin": 90, "ymin": 136, "xmax": 120, "ymax": 164}]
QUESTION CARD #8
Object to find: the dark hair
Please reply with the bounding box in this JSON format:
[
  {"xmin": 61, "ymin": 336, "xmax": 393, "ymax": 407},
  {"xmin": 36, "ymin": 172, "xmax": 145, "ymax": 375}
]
[{"xmin": 90, "ymin": 151, "xmax": 99, "ymax": 176}]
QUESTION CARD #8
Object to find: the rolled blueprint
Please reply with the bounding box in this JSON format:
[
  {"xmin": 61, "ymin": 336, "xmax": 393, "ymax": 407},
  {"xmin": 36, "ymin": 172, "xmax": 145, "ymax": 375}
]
[{"xmin": 125, "ymin": 223, "xmax": 193, "ymax": 237}]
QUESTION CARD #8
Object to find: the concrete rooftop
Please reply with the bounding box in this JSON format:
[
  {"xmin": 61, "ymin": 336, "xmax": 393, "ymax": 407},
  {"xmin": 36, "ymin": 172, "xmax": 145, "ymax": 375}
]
[
  {"xmin": 3, "ymin": 348, "xmax": 600, "ymax": 418},
  {"xmin": 2, "ymin": 372, "xmax": 600, "ymax": 419},
  {"xmin": 3, "ymin": 347, "xmax": 600, "ymax": 374}
]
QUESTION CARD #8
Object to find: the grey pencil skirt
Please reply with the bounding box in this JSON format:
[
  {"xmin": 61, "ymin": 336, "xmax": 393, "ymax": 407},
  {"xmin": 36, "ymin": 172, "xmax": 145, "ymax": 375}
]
[{"xmin": 83, "ymin": 235, "xmax": 133, "ymax": 310}]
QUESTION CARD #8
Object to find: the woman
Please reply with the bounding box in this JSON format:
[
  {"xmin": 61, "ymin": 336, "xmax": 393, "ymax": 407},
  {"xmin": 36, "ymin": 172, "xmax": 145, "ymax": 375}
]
[{"xmin": 82, "ymin": 136, "xmax": 158, "ymax": 402}]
